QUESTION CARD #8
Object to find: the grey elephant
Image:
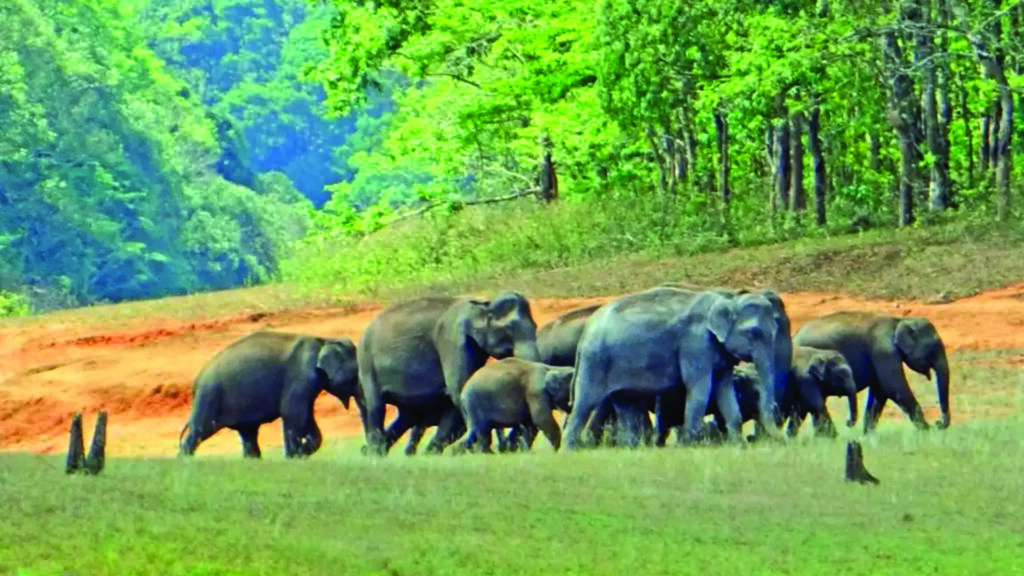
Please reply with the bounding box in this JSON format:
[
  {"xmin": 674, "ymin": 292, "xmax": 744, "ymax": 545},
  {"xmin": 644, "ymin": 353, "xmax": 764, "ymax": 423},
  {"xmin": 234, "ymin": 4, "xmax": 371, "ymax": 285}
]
[
  {"xmin": 562, "ymin": 287, "xmax": 792, "ymax": 449},
  {"xmin": 537, "ymin": 303, "xmax": 602, "ymax": 365},
  {"xmin": 178, "ymin": 331, "xmax": 359, "ymax": 458},
  {"xmin": 359, "ymin": 291, "xmax": 542, "ymax": 455},
  {"xmin": 451, "ymin": 358, "xmax": 573, "ymax": 453},
  {"xmin": 782, "ymin": 345, "xmax": 859, "ymax": 437},
  {"xmin": 793, "ymin": 311, "xmax": 951, "ymax": 432},
  {"xmin": 537, "ymin": 303, "xmax": 655, "ymax": 447}
]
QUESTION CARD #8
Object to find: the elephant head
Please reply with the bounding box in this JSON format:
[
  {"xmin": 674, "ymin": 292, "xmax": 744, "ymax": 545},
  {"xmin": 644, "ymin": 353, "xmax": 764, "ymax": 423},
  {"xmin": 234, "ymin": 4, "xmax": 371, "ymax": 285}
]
[
  {"xmin": 315, "ymin": 338, "xmax": 361, "ymax": 410},
  {"xmin": 893, "ymin": 317, "xmax": 950, "ymax": 428},
  {"xmin": 806, "ymin": 348, "xmax": 859, "ymax": 427},
  {"xmin": 544, "ymin": 367, "xmax": 575, "ymax": 413},
  {"xmin": 708, "ymin": 292, "xmax": 783, "ymax": 436},
  {"xmin": 471, "ymin": 291, "xmax": 541, "ymax": 362}
]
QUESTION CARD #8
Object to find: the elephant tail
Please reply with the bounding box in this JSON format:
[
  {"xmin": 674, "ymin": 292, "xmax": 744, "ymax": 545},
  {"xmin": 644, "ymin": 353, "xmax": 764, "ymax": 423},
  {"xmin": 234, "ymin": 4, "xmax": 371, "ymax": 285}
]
[{"xmin": 178, "ymin": 421, "xmax": 190, "ymax": 448}]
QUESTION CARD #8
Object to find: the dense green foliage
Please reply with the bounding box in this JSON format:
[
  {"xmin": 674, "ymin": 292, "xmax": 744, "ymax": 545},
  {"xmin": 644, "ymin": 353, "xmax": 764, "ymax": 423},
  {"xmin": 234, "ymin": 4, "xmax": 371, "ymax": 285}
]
[
  {"xmin": 5, "ymin": 0, "xmax": 1024, "ymax": 312},
  {"xmin": 0, "ymin": 0, "xmax": 335, "ymax": 311},
  {"xmin": 295, "ymin": 0, "xmax": 1024, "ymax": 286},
  {"xmin": 134, "ymin": 0, "xmax": 373, "ymax": 208}
]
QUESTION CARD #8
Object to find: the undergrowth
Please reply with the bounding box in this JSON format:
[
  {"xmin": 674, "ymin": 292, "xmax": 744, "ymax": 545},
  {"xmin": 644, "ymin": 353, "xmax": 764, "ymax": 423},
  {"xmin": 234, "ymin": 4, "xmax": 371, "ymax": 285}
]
[{"xmin": 282, "ymin": 194, "xmax": 1024, "ymax": 302}]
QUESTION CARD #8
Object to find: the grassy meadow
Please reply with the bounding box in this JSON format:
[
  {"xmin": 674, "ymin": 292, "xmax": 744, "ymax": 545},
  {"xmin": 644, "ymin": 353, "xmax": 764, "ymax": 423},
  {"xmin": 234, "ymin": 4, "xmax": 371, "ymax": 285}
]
[{"xmin": 2, "ymin": 347, "xmax": 1023, "ymax": 576}]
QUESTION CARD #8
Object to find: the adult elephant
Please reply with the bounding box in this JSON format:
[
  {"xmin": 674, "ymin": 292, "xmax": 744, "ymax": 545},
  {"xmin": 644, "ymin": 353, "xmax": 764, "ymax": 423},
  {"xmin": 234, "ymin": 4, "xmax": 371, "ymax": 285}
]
[
  {"xmin": 650, "ymin": 286, "xmax": 794, "ymax": 445},
  {"xmin": 537, "ymin": 303, "xmax": 651, "ymax": 446},
  {"xmin": 793, "ymin": 311, "xmax": 951, "ymax": 432},
  {"xmin": 178, "ymin": 331, "xmax": 359, "ymax": 458},
  {"xmin": 562, "ymin": 287, "xmax": 790, "ymax": 449},
  {"xmin": 537, "ymin": 303, "xmax": 602, "ymax": 365},
  {"xmin": 359, "ymin": 291, "xmax": 542, "ymax": 455}
]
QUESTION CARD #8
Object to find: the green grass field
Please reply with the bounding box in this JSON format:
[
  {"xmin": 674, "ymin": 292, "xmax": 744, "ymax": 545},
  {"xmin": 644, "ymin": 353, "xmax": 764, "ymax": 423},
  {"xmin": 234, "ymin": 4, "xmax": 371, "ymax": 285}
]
[{"xmin": 3, "ymin": 348, "xmax": 1023, "ymax": 576}]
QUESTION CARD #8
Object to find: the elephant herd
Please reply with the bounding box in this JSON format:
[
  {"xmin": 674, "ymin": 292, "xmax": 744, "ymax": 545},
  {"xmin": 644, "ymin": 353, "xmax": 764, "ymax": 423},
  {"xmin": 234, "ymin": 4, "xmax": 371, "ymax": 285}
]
[{"xmin": 177, "ymin": 284, "xmax": 952, "ymax": 459}]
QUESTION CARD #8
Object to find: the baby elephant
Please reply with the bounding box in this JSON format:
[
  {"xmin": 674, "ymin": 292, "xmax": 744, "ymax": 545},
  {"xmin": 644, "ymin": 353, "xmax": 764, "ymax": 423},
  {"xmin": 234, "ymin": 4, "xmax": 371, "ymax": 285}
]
[
  {"xmin": 452, "ymin": 358, "xmax": 573, "ymax": 453},
  {"xmin": 178, "ymin": 330, "xmax": 360, "ymax": 459},
  {"xmin": 784, "ymin": 345, "xmax": 859, "ymax": 437}
]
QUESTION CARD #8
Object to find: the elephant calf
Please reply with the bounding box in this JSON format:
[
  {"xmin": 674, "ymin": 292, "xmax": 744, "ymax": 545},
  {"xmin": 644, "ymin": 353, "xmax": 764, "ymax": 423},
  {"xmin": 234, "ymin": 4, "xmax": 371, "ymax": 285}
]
[
  {"xmin": 452, "ymin": 358, "xmax": 573, "ymax": 453},
  {"xmin": 783, "ymin": 345, "xmax": 859, "ymax": 437},
  {"xmin": 178, "ymin": 330, "xmax": 360, "ymax": 459}
]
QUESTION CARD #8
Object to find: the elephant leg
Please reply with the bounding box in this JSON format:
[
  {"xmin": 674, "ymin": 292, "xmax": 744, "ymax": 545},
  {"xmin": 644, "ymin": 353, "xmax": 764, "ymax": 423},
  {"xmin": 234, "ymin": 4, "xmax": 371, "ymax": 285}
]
[
  {"xmin": 521, "ymin": 424, "xmax": 539, "ymax": 450},
  {"xmin": 681, "ymin": 377, "xmax": 714, "ymax": 445},
  {"xmin": 798, "ymin": 381, "xmax": 836, "ymax": 438},
  {"xmin": 863, "ymin": 389, "xmax": 888, "ymax": 433},
  {"xmin": 610, "ymin": 402, "xmax": 637, "ymax": 448},
  {"xmin": 712, "ymin": 374, "xmax": 743, "ymax": 442},
  {"xmin": 888, "ymin": 385, "xmax": 930, "ymax": 431},
  {"xmin": 531, "ymin": 407, "xmax": 563, "ymax": 452},
  {"xmin": 495, "ymin": 429, "xmax": 512, "ymax": 453},
  {"xmin": 873, "ymin": 353, "xmax": 929, "ymax": 430},
  {"xmin": 786, "ymin": 408, "xmax": 808, "ymax": 437},
  {"xmin": 236, "ymin": 425, "xmax": 261, "ymax": 459},
  {"xmin": 404, "ymin": 425, "xmax": 426, "ymax": 456},
  {"xmin": 362, "ymin": 393, "xmax": 389, "ymax": 455},
  {"xmin": 424, "ymin": 406, "xmax": 466, "ymax": 454},
  {"xmin": 561, "ymin": 382, "xmax": 606, "ymax": 451},
  {"xmin": 381, "ymin": 411, "xmax": 418, "ymax": 454},
  {"xmin": 584, "ymin": 398, "xmax": 616, "ymax": 447},
  {"xmin": 473, "ymin": 425, "xmax": 494, "ymax": 454},
  {"xmin": 810, "ymin": 405, "xmax": 838, "ymax": 438},
  {"xmin": 300, "ymin": 419, "xmax": 323, "ymax": 456}
]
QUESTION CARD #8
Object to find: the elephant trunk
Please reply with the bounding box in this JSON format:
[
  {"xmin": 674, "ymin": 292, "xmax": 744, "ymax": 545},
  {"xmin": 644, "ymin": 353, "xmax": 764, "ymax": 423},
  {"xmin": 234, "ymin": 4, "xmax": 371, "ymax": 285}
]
[
  {"xmin": 845, "ymin": 390, "xmax": 859, "ymax": 428},
  {"xmin": 933, "ymin": 345, "xmax": 951, "ymax": 429},
  {"xmin": 753, "ymin": 346, "xmax": 783, "ymax": 439}
]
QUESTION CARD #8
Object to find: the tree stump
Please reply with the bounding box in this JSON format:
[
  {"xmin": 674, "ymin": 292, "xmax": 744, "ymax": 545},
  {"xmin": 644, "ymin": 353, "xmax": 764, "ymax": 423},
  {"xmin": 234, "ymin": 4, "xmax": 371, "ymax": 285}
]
[
  {"xmin": 65, "ymin": 411, "xmax": 107, "ymax": 476},
  {"xmin": 84, "ymin": 411, "xmax": 107, "ymax": 475},
  {"xmin": 65, "ymin": 413, "xmax": 85, "ymax": 474},
  {"xmin": 845, "ymin": 441, "xmax": 880, "ymax": 485}
]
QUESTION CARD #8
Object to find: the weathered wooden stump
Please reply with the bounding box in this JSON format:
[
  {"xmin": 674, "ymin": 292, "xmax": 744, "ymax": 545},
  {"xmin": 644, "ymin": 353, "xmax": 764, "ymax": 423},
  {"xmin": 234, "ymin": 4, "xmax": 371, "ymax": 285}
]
[
  {"xmin": 65, "ymin": 411, "xmax": 107, "ymax": 476},
  {"xmin": 845, "ymin": 441, "xmax": 880, "ymax": 485},
  {"xmin": 65, "ymin": 413, "xmax": 86, "ymax": 474},
  {"xmin": 84, "ymin": 410, "xmax": 107, "ymax": 475}
]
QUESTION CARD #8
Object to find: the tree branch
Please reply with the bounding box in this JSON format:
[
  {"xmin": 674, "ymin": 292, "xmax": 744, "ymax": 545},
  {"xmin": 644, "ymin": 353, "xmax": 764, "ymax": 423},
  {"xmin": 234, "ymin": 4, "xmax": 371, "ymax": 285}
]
[{"xmin": 371, "ymin": 188, "xmax": 540, "ymax": 233}]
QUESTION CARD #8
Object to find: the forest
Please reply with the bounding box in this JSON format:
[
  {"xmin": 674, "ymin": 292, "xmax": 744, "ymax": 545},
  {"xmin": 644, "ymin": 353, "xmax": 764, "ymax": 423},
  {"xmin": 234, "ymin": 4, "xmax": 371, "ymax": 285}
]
[{"xmin": 2, "ymin": 0, "xmax": 1023, "ymax": 314}]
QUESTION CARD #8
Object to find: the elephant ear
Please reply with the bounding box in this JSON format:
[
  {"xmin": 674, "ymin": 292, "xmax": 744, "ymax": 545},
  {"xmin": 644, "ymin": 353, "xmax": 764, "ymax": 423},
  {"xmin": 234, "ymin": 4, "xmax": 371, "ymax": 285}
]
[
  {"xmin": 708, "ymin": 295, "xmax": 736, "ymax": 344},
  {"xmin": 808, "ymin": 354, "xmax": 828, "ymax": 382},
  {"xmin": 894, "ymin": 319, "xmax": 919, "ymax": 358},
  {"xmin": 544, "ymin": 368, "xmax": 574, "ymax": 411},
  {"xmin": 488, "ymin": 291, "xmax": 527, "ymax": 319},
  {"xmin": 316, "ymin": 339, "xmax": 357, "ymax": 407}
]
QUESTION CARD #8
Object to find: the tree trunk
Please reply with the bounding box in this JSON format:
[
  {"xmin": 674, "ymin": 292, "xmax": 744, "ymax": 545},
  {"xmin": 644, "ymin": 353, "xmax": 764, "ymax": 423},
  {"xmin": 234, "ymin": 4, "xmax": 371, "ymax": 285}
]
[
  {"xmin": 967, "ymin": 0, "xmax": 1013, "ymax": 219},
  {"xmin": 646, "ymin": 125, "xmax": 668, "ymax": 193},
  {"xmin": 538, "ymin": 133, "xmax": 558, "ymax": 203},
  {"xmin": 990, "ymin": 101, "xmax": 1002, "ymax": 171},
  {"xmin": 869, "ymin": 132, "xmax": 881, "ymax": 171},
  {"xmin": 790, "ymin": 110, "xmax": 806, "ymax": 212},
  {"xmin": 959, "ymin": 75, "xmax": 974, "ymax": 187},
  {"xmin": 663, "ymin": 131, "xmax": 678, "ymax": 195},
  {"xmin": 715, "ymin": 108, "xmax": 730, "ymax": 221},
  {"xmin": 774, "ymin": 91, "xmax": 790, "ymax": 212},
  {"xmin": 995, "ymin": 83, "xmax": 1013, "ymax": 219},
  {"xmin": 918, "ymin": 0, "xmax": 950, "ymax": 212},
  {"xmin": 808, "ymin": 104, "xmax": 827, "ymax": 226},
  {"xmin": 981, "ymin": 115, "xmax": 992, "ymax": 169},
  {"xmin": 774, "ymin": 120, "xmax": 790, "ymax": 212},
  {"xmin": 937, "ymin": 0, "xmax": 954, "ymax": 202},
  {"xmin": 883, "ymin": 7, "xmax": 923, "ymax": 227}
]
